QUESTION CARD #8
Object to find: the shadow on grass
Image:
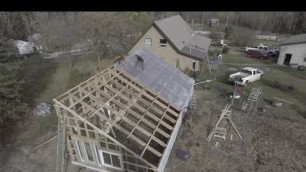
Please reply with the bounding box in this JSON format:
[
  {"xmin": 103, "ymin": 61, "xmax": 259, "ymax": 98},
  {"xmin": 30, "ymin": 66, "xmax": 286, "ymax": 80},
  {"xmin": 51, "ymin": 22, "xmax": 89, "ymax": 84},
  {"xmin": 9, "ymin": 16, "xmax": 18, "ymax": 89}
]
[
  {"xmin": 261, "ymin": 78, "xmax": 294, "ymax": 92},
  {"xmin": 216, "ymin": 71, "xmax": 235, "ymax": 86},
  {"xmin": 20, "ymin": 55, "xmax": 58, "ymax": 107},
  {"xmin": 263, "ymin": 98, "xmax": 273, "ymax": 105},
  {"xmin": 290, "ymin": 104, "xmax": 306, "ymax": 119},
  {"xmin": 271, "ymin": 66, "xmax": 306, "ymax": 81}
]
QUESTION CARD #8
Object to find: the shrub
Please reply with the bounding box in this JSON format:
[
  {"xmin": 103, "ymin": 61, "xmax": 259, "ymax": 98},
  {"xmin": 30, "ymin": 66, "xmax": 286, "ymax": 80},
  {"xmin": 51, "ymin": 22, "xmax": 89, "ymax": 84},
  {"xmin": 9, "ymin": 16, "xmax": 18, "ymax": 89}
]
[{"xmin": 222, "ymin": 45, "xmax": 229, "ymax": 54}]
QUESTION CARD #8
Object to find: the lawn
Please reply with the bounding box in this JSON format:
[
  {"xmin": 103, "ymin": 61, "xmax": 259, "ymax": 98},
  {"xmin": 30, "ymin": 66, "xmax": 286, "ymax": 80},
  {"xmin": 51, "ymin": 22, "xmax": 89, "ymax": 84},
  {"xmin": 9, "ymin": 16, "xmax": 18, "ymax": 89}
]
[{"xmin": 208, "ymin": 48, "xmax": 306, "ymax": 116}]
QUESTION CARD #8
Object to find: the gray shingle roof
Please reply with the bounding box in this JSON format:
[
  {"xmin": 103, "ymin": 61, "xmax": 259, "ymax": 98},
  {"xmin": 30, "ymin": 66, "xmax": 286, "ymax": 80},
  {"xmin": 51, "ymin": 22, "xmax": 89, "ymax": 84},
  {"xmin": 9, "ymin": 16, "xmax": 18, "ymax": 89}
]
[
  {"xmin": 281, "ymin": 34, "xmax": 306, "ymax": 46},
  {"xmin": 153, "ymin": 15, "xmax": 211, "ymax": 61},
  {"xmin": 117, "ymin": 49, "xmax": 195, "ymax": 110}
]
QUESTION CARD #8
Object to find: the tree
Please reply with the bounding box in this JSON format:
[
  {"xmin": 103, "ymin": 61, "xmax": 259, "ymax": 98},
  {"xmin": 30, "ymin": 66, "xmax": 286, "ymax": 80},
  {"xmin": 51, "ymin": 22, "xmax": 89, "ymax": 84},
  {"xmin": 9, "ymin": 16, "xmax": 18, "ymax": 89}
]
[
  {"xmin": 294, "ymin": 12, "xmax": 306, "ymax": 34},
  {"xmin": 224, "ymin": 25, "xmax": 232, "ymax": 39},
  {"xmin": 232, "ymin": 27, "xmax": 255, "ymax": 47}
]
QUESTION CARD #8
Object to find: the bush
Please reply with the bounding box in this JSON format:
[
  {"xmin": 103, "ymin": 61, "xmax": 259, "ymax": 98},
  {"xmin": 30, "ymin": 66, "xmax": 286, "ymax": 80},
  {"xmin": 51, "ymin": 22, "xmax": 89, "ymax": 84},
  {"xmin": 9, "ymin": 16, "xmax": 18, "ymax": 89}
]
[
  {"xmin": 224, "ymin": 26, "xmax": 233, "ymax": 39},
  {"xmin": 232, "ymin": 27, "xmax": 255, "ymax": 47},
  {"xmin": 67, "ymin": 68, "xmax": 92, "ymax": 89},
  {"xmin": 222, "ymin": 45, "xmax": 229, "ymax": 54}
]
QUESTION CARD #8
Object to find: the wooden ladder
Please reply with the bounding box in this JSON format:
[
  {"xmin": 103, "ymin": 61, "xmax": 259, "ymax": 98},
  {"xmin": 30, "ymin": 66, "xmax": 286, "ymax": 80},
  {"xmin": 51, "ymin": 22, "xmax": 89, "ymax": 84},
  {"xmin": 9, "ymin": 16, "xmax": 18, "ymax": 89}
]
[{"xmin": 190, "ymin": 94, "xmax": 197, "ymax": 111}]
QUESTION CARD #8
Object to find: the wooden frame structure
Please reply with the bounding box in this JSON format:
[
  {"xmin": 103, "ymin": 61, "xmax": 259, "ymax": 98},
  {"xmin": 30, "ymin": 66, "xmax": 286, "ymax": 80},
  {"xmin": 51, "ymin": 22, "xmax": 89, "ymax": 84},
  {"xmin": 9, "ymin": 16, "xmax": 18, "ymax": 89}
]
[{"xmin": 53, "ymin": 65, "xmax": 185, "ymax": 172}]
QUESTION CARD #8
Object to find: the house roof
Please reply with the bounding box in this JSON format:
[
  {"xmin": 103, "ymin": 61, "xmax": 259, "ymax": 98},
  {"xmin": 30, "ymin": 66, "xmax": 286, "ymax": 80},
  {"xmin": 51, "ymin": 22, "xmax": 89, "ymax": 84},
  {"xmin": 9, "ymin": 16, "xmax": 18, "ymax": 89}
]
[
  {"xmin": 281, "ymin": 34, "xmax": 306, "ymax": 46},
  {"xmin": 117, "ymin": 49, "xmax": 194, "ymax": 110},
  {"xmin": 153, "ymin": 15, "xmax": 211, "ymax": 61},
  {"xmin": 54, "ymin": 50, "xmax": 194, "ymax": 169}
]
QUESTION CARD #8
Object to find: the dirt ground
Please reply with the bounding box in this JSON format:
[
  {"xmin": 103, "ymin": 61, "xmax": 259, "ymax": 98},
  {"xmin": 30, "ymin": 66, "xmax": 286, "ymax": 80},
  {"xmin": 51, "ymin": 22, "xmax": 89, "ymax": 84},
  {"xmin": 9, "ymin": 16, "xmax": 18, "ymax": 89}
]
[{"xmin": 165, "ymin": 84, "xmax": 306, "ymax": 172}]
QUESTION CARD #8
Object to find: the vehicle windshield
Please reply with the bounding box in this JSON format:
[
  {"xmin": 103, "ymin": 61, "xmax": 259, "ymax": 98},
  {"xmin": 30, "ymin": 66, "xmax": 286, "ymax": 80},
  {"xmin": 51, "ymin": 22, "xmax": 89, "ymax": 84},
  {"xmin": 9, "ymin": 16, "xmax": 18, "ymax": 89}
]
[{"xmin": 241, "ymin": 69, "xmax": 252, "ymax": 75}]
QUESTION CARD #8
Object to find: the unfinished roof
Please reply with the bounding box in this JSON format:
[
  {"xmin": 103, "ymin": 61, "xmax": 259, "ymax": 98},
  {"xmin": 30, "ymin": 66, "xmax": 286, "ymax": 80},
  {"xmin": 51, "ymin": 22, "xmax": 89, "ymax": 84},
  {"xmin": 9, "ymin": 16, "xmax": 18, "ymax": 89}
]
[
  {"xmin": 117, "ymin": 49, "xmax": 194, "ymax": 110},
  {"xmin": 281, "ymin": 34, "xmax": 306, "ymax": 46},
  {"xmin": 153, "ymin": 15, "xmax": 211, "ymax": 61},
  {"xmin": 53, "ymin": 52, "xmax": 194, "ymax": 169}
]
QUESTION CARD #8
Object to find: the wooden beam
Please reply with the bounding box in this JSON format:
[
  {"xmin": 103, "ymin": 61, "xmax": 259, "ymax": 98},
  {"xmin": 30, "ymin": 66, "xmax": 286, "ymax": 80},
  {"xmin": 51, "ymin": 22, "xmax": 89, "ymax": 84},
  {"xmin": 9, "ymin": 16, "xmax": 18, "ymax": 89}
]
[
  {"xmin": 102, "ymin": 83, "xmax": 174, "ymax": 131},
  {"xmin": 140, "ymin": 98, "xmax": 174, "ymax": 158},
  {"xmin": 87, "ymin": 83, "xmax": 169, "ymax": 151},
  {"xmin": 107, "ymin": 78, "xmax": 178, "ymax": 124},
  {"xmin": 55, "ymin": 65, "xmax": 115, "ymax": 101},
  {"xmin": 127, "ymin": 95, "xmax": 158, "ymax": 138},
  {"xmin": 92, "ymin": 87, "xmax": 168, "ymax": 148},
  {"xmin": 66, "ymin": 69, "xmax": 123, "ymax": 109},
  {"xmin": 53, "ymin": 99, "xmax": 158, "ymax": 169},
  {"xmin": 114, "ymin": 70, "xmax": 181, "ymax": 115}
]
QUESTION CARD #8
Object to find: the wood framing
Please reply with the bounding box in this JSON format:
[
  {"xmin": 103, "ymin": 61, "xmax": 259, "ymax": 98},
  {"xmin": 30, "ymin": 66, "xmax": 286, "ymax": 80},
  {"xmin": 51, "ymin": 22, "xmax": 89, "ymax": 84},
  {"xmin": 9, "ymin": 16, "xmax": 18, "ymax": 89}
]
[{"xmin": 53, "ymin": 64, "xmax": 189, "ymax": 172}]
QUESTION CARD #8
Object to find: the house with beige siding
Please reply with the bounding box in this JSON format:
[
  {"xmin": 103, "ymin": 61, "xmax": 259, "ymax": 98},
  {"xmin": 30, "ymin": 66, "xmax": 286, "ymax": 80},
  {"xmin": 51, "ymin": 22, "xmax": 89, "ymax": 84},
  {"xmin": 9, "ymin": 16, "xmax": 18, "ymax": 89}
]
[
  {"xmin": 277, "ymin": 34, "xmax": 306, "ymax": 67},
  {"xmin": 129, "ymin": 15, "xmax": 211, "ymax": 72}
]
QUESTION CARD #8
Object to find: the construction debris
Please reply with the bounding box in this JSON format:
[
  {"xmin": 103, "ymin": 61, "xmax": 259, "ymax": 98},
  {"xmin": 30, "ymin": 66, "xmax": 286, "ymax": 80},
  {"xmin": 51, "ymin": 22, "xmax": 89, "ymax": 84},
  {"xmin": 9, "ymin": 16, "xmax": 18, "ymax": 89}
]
[
  {"xmin": 33, "ymin": 103, "xmax": 53, "ymax": 116},
  {"xmin": 176, "ymin": 149, "xmax": 190, "ymax": 161},
  {"xmin": 32, "ymin": 134, "xmax": 57, "ymax": 151},
  {"xmin": 194, "ymin": 77, "xmax": 215, "ymax": 86},
  {"xmin": 273, "ymin": 97, "xmax": 293, "ymax": 104}
]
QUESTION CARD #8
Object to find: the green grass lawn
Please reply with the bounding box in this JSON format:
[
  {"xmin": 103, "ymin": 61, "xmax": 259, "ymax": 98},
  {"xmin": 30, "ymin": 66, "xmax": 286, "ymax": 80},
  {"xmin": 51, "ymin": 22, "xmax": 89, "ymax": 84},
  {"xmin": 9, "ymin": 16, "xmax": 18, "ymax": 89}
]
[{"xmin": 196, "ymin": 47, "xmax": 306, "ymax": 118}]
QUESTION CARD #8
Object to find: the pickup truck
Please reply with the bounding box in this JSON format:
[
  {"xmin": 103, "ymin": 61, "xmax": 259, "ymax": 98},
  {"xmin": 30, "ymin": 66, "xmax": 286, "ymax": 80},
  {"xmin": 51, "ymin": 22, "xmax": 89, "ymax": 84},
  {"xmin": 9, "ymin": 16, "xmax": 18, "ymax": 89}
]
[
  {"xmin": 245, "ymin": 45, "xmax": 279, "ymax": 57},
  {"xmin": 228, "ymin": 67, "xmax": 264, "ymax": 86}
]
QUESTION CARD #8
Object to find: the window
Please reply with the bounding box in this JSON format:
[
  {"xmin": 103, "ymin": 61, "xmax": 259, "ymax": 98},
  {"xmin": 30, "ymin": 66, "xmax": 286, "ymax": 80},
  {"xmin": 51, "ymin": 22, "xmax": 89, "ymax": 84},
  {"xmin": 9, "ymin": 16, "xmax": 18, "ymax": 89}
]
[
  {"xmin": 192, "ymin": 61, "xmax": 196, "ymax": 70},
  {"xmin": 95, "ymin": 145, "xmax": 102, "ymax": 166},
  {"xmin": 99, "ymin": 150, "xmax": 123, "ymax": 170},
  {"xmin": 144, "ymin": 38, "xmax": 152, "ymax": 47},
  {"xmin": 84, "ymin": 142, "xmax": 94, "ymax": 162},
  {"xmin": 74, "ymin": 140, "xmax": 99, "ymax": 164},
  {"xmin": 241, "ymin": 69, "xmax": 252, "ymax": 75},
  {"xmin": 160, "ymin": 39, "xmax": 167, "ymax": 47},
  {"xmin": 175, "ymin": 59, "xmax": 180, "ymax": 69},
  {"xmin": 76, "ymin": 140, "xmax": 85, "ymax": 161}
]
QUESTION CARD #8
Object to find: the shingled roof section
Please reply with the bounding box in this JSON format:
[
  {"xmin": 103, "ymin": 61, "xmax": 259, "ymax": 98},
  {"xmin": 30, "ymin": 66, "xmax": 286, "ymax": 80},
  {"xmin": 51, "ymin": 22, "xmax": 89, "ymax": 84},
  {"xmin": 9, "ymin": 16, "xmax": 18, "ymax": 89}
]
[
  {"xmin": 281, "ymin": 34, "xmax": 306, "ymax": 46},
  {"xmin": 117, "ymin": 49, "xmax": 195, "ymax": 110},
  {"xmin": 153, "ymin": 15, "xmax": 211, "ymax": 61}
]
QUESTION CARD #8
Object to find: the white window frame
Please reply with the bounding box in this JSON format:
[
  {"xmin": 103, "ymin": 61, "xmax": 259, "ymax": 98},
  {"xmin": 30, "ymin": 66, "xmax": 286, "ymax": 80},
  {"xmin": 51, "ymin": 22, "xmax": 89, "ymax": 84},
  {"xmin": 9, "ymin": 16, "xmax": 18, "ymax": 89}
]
[
  {"xmin": 74, "ymin": 140, "xmax": 99, "ymax": 165},
  {"xmin": 144, "ymin": 38, "xmax": 152, "ymax": 47},
  {"xmin": 83, "ymin": 142, "xmax": 95, "ymax": 163},
  {"xmin": 75, "ymin": 140, "xmax": 85, "ymax": 162},
  {"xmin": 98, "ymin": 149, "xmax": 123, "ymax": 170}
]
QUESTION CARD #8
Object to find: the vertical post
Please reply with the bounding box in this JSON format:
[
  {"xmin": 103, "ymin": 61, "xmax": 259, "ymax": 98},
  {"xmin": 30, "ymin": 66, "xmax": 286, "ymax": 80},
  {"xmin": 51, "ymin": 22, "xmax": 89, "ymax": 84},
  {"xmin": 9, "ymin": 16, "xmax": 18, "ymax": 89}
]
[
  {"xmin": 231, "ymin": 81, "xmax": 237, "ymax": 107},
  {"xmin": 207, "ymin": 55, "xmax": 212, "ymax": 76}
]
